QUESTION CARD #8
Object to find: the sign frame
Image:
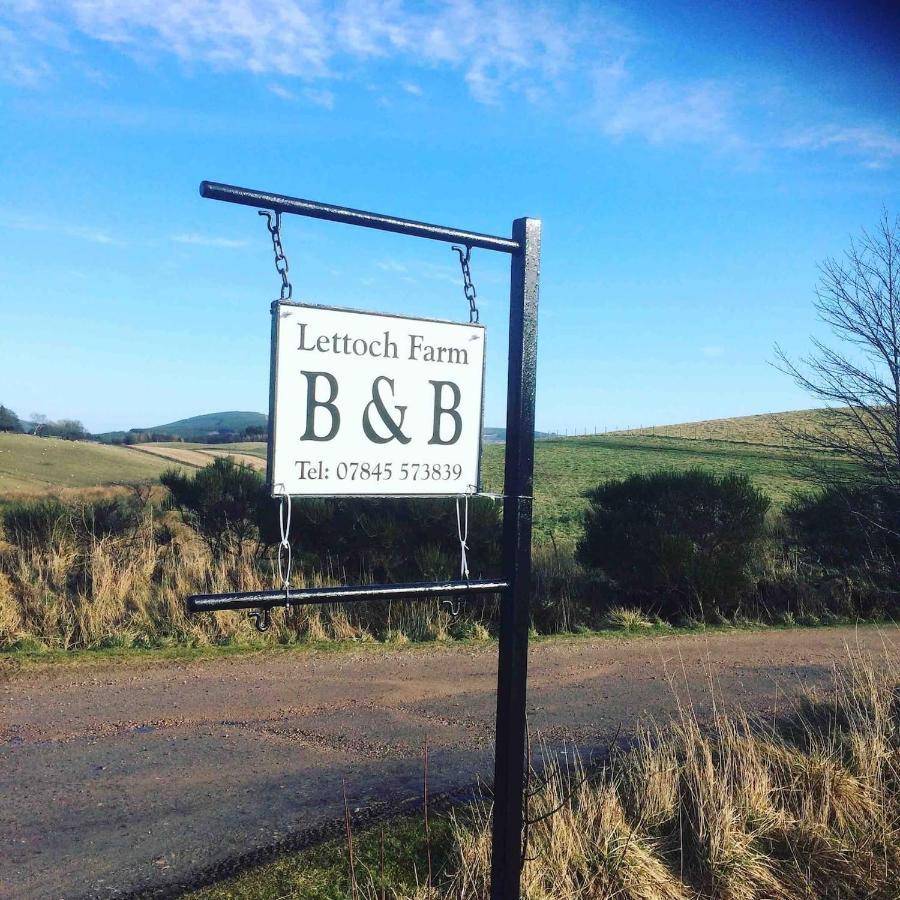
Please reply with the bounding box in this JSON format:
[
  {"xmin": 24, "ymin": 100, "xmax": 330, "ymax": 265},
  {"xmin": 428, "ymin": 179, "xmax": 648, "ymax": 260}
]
[
  {"xmin": 266, "ymin": 299, "xmax": 487, "ymax": 499},
  {"xmin": 187, "ymin": 180, "xmax": 540, "ymax": 900}
]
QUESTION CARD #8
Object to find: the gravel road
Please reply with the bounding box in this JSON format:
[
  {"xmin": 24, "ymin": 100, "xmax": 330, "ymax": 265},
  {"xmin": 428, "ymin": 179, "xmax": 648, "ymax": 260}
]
[{"xmin": 2, "ymin": 626, "xmax": 894, "ymax": 899}]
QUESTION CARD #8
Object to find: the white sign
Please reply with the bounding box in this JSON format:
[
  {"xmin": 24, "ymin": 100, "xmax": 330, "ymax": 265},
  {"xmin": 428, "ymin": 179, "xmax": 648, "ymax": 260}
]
[{"xmin": 268, "ymin": 302, "xmax": 485, "ymax": 496}]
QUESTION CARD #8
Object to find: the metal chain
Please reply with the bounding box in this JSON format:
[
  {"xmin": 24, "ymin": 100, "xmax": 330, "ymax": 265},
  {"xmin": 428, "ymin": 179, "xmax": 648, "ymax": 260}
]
[
  {"xmin": 451, "ymin": 245, "xmax": 479, "ymax": 323},
  {"xmin": 259, "ymin": 210, "xmax": 293, "ymax": 300}
]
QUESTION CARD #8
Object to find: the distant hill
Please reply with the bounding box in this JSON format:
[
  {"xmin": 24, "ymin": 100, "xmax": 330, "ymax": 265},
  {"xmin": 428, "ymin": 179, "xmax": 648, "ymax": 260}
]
[
  {"xmin": 483, "ymin": 427, "xmax": 555, "ymax": 443},
  {"xmin": 99, "ymin": 411, "xmax": 267, "ymax": 443},
  {"xmin": 610, "ymin": 409, "xmax": 827, "ymax": 447},
  {"xmin": 99, "ymin": 414, "xmax": 549, "ymax": 444}
]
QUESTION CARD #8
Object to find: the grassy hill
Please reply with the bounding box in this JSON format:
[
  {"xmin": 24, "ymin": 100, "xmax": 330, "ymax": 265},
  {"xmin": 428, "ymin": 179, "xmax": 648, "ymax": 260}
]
[
  {"xmin": 99, "ymin": 410, "xmax": 267, "ymax": 442},
  {"xmin": 101, "ymin": 415, "xmax": 548, "ymax": 444},
  {"xmin": 0, "ymin": 433, "xmax": 180, "ymax": 495},
  {"xmin": 2, "ymin": 410, "xmax": 846, "ymax": 541},
  {"xmin": 613, "ymin": 408, "xmax": 827, "ymax": 446},
  {"xmin": 482, "ymin": 433, "xmax": 841, "ymax": 542}
]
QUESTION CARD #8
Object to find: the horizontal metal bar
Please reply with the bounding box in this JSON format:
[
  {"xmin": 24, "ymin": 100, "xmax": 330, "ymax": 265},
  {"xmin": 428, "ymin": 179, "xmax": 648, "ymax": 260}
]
[
  {"xmin": 200, "ymin": 181, "xmax": 521, "ymax": 254},
  {"xmin": 187, "ymin": 578, "xmax": 509, "ymax": 614}
]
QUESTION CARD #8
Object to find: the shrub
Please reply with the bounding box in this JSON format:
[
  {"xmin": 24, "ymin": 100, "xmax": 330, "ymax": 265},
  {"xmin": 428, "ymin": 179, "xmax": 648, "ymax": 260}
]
[
  {"xmin": 266, "ymin": 495, "xmax": 502, "ymax": 583},
  {"xmin": 2, "ymin": 498, "xmax": 71, "ymax": 547},
  {"xmin": 1, "ymin": 495, "xmax": 145, "ymax": 559},
  {"xmin": 71, "ymin": 496, "xmax": 143, "ymax": 541},
  {"xmin": 161, "ymin": 457, "xmax": 267, "ymax": 558},
  {"xmin": 576, "ymin": 469, "xmax": 770, "ymax": 619},
  {"xmin": 785, "ymin": 483, "xmax": 900, "ymax": 571},
  {"xmin": 161, "ymin": 457, "xmax": 502, "ymax": 580}
]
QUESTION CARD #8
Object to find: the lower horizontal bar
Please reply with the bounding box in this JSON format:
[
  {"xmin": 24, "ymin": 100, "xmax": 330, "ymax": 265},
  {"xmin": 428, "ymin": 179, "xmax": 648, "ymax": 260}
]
[{"xmin": 187, "ymin": 579, "xmax": 508, "ymax": 614}]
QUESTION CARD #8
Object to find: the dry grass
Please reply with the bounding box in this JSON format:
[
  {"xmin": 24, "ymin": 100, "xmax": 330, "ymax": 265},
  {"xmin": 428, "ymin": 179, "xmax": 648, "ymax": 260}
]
[
  {"xmin": 425, "ymin": 647, "xmax": 900, "ymax": 900},
  {"xmin": 612, "ymin": 409, "xmax": 830, "ymax": 447},
  {"xmin": 131, "ymin": 443, "xmax": 267, "ymax": 472},
  {"xmin": 200, "ymin": 648, "xmax": 900, "ymax": 899},
  {"xmin": 0, "ymin": 512, "xmax": 396, "ymax": 650},
  {"xmin": 601, "ymin": 606, "xmax": 655, "ymax": 630}
]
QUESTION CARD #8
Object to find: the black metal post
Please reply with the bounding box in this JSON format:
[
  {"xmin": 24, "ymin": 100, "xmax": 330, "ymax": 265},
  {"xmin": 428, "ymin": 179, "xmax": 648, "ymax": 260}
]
[{"xmin": 491, "ymin": 217, "xmax": 541, "ymax": 900}]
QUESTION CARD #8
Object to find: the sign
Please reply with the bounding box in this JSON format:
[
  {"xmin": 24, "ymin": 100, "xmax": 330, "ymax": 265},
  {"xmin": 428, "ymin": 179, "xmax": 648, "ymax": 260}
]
[
  {"xmin": 268, "ymin": 301, "xmax": 485, "ymax": 496},
  {"xmin": 192, "ymin": 181, "xmax": 540, "ymax": 899}
]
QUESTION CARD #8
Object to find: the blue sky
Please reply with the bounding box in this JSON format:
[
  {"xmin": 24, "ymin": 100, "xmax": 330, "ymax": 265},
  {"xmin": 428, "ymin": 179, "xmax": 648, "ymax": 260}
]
[{"xmin": 1, "ymin": 0, "xmax": 898, "ymax": 434}]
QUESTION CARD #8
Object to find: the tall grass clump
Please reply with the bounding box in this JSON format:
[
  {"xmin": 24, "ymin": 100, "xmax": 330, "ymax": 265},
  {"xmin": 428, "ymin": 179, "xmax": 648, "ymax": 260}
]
[{"xmin": 423, "ymin": 648, "xmax": 900, "ymax": 899}]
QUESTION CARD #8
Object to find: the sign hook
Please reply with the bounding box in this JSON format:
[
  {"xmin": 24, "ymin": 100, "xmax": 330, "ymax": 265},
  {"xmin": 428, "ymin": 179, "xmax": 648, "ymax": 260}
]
[
  {"xmin": 451, "ymin": 244, "xmax": 479, "ymax": 323},
  {"xmin": 259, "ymin": 209, "xmax": 293, "ymax": 301}
]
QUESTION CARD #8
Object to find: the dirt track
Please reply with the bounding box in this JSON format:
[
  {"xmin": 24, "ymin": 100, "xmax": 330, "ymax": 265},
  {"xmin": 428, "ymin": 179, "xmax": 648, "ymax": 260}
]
[{"xmin": 2, "ymin": 626, "xmax": 895, "ymax": 899}]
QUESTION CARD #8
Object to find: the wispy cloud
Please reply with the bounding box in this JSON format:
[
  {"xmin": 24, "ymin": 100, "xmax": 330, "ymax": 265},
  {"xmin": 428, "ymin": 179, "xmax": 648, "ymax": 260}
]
[
  {"xmin": 0, "ymin": 214, "xmax": 121, "ymax": 244},
  {"xmin": 2, "ymin": 1, "xmax": 895, "ymax": 171},
  {"xmin": 268, "ymin": 83, "xmax": 296, "ymax": 101},
  {"xmin": 601, "ymin": 79, "xmax": 741, "ymax": 150},
  {"xmin": 782, "ymin": 124, "xmax": 900, "ymax": 168},
  {"xmin": 0, "ymin": 24, "xmax": 54, "ymax": 87},
  {"xmin": 377, "ymin": 259, "xmax": 409, "ymax": 274},
  {"xmin": 171, "ymin": 233, "xmax": 247, "ymax": 249},
  {"xmin": 303, "ymin": 87, "xmax": 335, "ymax": 109},
  {"xmin": 3, "ymin": 0, "xmax": 613, "ymax": 106}
]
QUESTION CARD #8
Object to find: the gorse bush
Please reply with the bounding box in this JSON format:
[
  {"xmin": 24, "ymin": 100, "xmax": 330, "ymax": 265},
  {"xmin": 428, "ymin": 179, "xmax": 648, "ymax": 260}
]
[
  {"xmin": 2, "ymin": 498, "xmax": 71, "ymax": 547},
  {"xmin": 162, "ymin": 457, "xmax": 502, "ymax": 581},
  {"xmin": 162, "ymin": 458, "xmax": 267, "ymax": 558},
  {"xmin": 274, "ymin": 495, "xmax": 502, "ymax": 582},
  {"xmin": 1, "ymin": 495, "xmax": 143, "ymax": 548},
  {"xmin": 786, "ymin": 482, "xmax": 900, "ymax": 571},
  {"xmin": 2, "ymin": 459, "xmax": 893, "ymax": 651},
  {"xmin": 577, "ymin": 469, "xmax": 770, "ymax": 619}
]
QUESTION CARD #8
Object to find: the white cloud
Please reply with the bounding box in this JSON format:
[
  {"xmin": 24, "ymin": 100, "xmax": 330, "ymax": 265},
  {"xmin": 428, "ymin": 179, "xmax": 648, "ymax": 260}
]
[
  {"xmin": 303, "ymin": 87, "xmax": 335, "ymax": 109},
  {"xmin": 0, "ymin": 214, "xmax": 120, "ymax": 244},
  {"xmin": 2, "ymin": 0, "xmax": 895, "ymax": 171},
  {"xmin": 0, "ymin": 24, "xmax": 54, "ymax": 86},
  {"xmin": 782, "ymin": 124, "xmax": 900, "ymax": 167},
  {"xmin": 171, "ymin": 232, "xmax": 247, "ymax": 248},
  {"xmin": 600, "ymin": 79, "xmax": 741, "ymax": 149},
  {"xmin": 268, "ymin": 83, "xmax": 296, "ymax": 100},
  {"xmin": 377, "ymin": 259, "xmax": 408, "ymax": 273},
  {"xmin": 3, "ymin": 0, "xmax": 612, "ymax": 105}
]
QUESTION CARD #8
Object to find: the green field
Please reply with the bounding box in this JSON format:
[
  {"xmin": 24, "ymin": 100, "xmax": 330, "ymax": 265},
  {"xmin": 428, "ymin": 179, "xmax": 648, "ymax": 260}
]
[
  {"xmin": 483, "ymin": 434, "xmax": 832, "ymax": 541},
  {"xmin": 0, "ymin": 433, "xmax": 178, "ymax": 494},
  {"xmin": 1, "ymin": 415, "xmax": 839, "ymax": 540}
]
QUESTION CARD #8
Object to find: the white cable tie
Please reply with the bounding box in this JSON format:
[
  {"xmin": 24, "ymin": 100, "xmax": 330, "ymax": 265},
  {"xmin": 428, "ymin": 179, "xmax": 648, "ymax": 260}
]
[
  {"xmin": 456, "ymin": 494, "xmax": 470, "ymax": 581},
  {"xmin": 275, "ymin": 485, "xmax": 292, "ymax": 604}
]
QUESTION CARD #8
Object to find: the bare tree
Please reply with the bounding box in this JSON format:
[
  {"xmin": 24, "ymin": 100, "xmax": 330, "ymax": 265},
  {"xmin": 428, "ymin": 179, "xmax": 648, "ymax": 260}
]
[
  {"xmin": 775, "ymin": 210, "xmax": 900, "ymax": 488},
  {"xmin": 30, "ymin": 413, "xmax": 48, "ymax": 436}
]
